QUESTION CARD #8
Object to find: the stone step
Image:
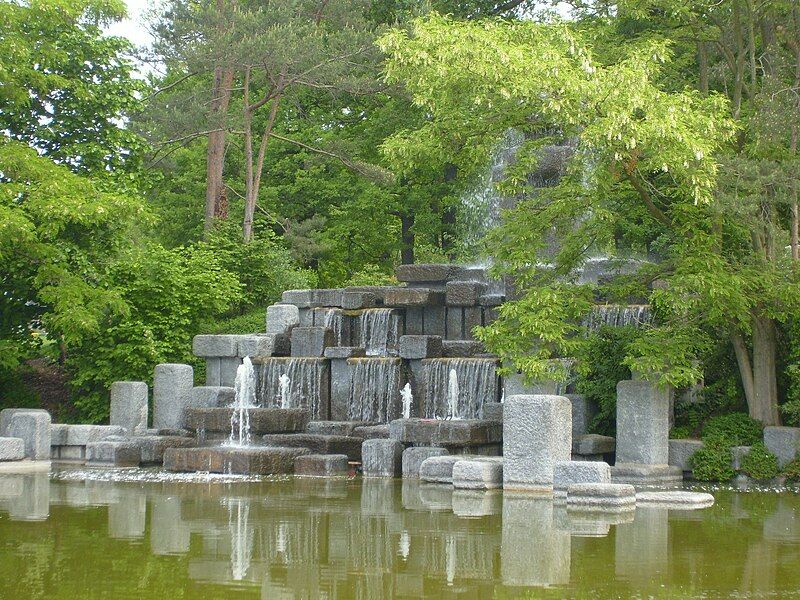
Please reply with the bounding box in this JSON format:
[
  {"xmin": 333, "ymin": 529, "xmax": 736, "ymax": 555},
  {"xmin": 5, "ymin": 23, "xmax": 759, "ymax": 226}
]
[
  {"xmin": 184, "ymin": 407, "xmax": 309, "ymax": 435},
  {"xmin": 164, "ymin": 446, "xmax": 309, "ymax": 475},
  {"xmin": 262, "ymin": 433, "xmax": 362, "ymax": 461}
]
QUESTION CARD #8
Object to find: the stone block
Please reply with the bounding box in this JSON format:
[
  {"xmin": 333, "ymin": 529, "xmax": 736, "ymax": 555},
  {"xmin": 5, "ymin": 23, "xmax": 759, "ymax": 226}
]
[
  {"xmin": 306, "ymin": 421, "xmax": 367, "ymax": 436},
  {"xmin": 187, "ymin": 386, "xmax": 234, "ymax": 413},
  {"xmin": 0, "ymin": 438, "xmax": 25, "ymax": 461},
  {"xmin": 399, "ymin": 335, "xmax": 443, "ymax": 359},
  {"xmin": 110, "ymin": 381, "xmax": 149, "ymax": 435},
  {"xmin": 0, "ymin": 409, "xmax": 48, "ymax": 437},
  {"xmin": 324, "ymin": 346, "xmax": 366, "ymax": 359},
  {"xmin": 763, "ymin": 426, "xmax": 800, "ymax": 468},
  {"xmin": 573, "ymin": 434, "xmax": 615, "ymax": 456},
  {"xmin": 463, "ymin": 307, "xmax": 484, "ymax": 340},
  {"xmin": 566, "ymin": 483, "xmax": 636, "ymax": 510},
  {"xmin": 404, "ymin": 307, "xmax": 423, "ymax": 335},
  {"xmin": 192, "ymin": 334, "xmax": 240, "ymax": 357},
  {"xmin": 568, "ymin": 394, "xmax": 597, "ymax": 437},
  {"xmin": 361, "ymin": 439, "xmax": 403, "ymax": 477},
  {"xmin": 482, "ymin": 403, "xmax": 502, "ymax": 424},
  {"xmin": 635, "ymin": 490, "xmax": 715, "ymax": 509},
  {"xmin": 668, "ymin": 439, "xmax": 704, "ymax": 472},
  {"xmin": 503, "ymin": 394, "xmax": 572, "ymax": 492},
  {"xmin": 281, "ymin": 289, "xmax": 314, "ymax": 308},
  {"xmin": 610, "ymin": 463, "xmax": 683, "ymax": 486},
  {"xmin": 402, "ymin": 446, "xmax": 449, "ymax": 478},
  {"xmin": 262, "ymin": 433, "xmax": 363, "ymax": 461},
  {"xmin": 730, "ymin": 445, "xmax": 751, "ymax": 470},
  {"xmin": 205, "ymin": 357, "xmax": 221, "ymax": 386},
  {"xmin": 395, "ymin": 264, "xmax": 459, "ymax": 284},
  {"xmin": 616, "ymin": 380, "xmax": 670, "ymax": 465},
  {"xmin": 294, "ymin": 454, "xmax": 350, "ymax": 477},
  {"xmin": 423, "ymin": 306, "xmax": 447, "ymax": 336},
  {"xmin": 4, "ymin": 411, "xmax": 51, "ymax": 460},
  {"xmin": 389, "ymin": 418, "xmax": 502, "ymax": 447},
  {"xmin": 554, "ymin": 461, "xmax": 611, "ymax": 494},
  {"xmin": 352, "ymin": 424, "xmax": 390, "ymax": 439},
  {"xmin": 219, "ymin": 357, "xmax": 241, "ymax": 387},
  {"xmin": 266, "ymin": 304, "xmax": 300, "ymax": 334},
  {"xmin": 328, "ymin": 356, "xmax": 354, "ymax": 422},
  {"xmin": 446, "ymin": 307, "xmax": 465, "ymax": 340},
  {"xmin": 442, "ymin": 340, "xmax": 486, "ymax": 357},
  {"xmin": 446, "ymin": 281, "xmax": 487, "ymax": 306},
  {"xmin": 86, "ymin": 441, "xmax": 141, "ymax": 467},
  {"xmin": 313, "ymin": 289, "xmax": 344, "ymax": 307},
  {"xmin": 153, "ymin": 363, "xmax": 194, "ymax": 431},
  {"xmin": 185, "ymin": 407, "xmax": 309, "ymax": 435},
  {"xmin": 478, "ymin": 294, "xmax": 504, "ymax": 307},
  {"xmin": 342, "ymin": 291, "xmax": 378, "ymax": 310},
  {"xmin": 238, "ymin": 334, "xmax": 289, "ymax": 358},
  {"xmin": 419, "ymin": 455, "xmax": 466, "ymax": 484},
  {"xmin": 164, "ymin": 446, "xmax": 308, "ymax": 475},
  {"xmin": 384, "ymin": 288, "xmax": 445, "ymax": 307},
  {"xmin": 127, "ymin": 436, "xmax": 195, "ymax": 464},
  {"xmin": 54, "ymin": 424, "xmax": 125, "ymax": 447},
  {"xmin": 290, "ymin": 327, "xmax": 334, "ymax": 357},
  {"xmin": 452, "ymin": 458, "xmax": 503, "ymax": 489}
]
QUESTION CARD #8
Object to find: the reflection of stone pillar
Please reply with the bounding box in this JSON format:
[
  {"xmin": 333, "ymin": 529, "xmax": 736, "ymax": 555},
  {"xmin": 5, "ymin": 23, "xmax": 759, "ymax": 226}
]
[
  {"xmin": 361, "ymin": 479, "xmax": 399, "ymax": 517},
  {"xmin": 108, "ymin": 487, "xmax": 146, "ymax": 539},
  {"xmin": 501, "ymin": 495, "xmax": 570, "ymax": 587},
  {"xmin": 9, "ymin": 473, "xmax": 49, "ymax": 521},
  {"xmin": 763, "ymin": 497, "xmax": 800, "ymax": 543},
  {"xmin": 739, "ymin": 540, "xmax": 778, "ymax": 594},
  {"xmin": 615, "ymin": 506, "xmax": 668, "ymax": 585},
  {"xmin": 150, "ymin": 495, "xmax": 190, "ymax": 555}
]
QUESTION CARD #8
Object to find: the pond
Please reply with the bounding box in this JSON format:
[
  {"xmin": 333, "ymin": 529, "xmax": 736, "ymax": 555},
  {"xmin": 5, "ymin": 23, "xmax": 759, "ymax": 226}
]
[{"xmin": 0, "ymin": 469, "xmax": 798, "ymax": 599}]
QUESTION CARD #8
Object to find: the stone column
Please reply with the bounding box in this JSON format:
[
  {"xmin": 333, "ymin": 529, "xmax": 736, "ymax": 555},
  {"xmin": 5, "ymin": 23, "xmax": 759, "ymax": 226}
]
[
  {"xmin": 615, "ymin": 380, "xmax": 670, "ymax": 465},
  {"xmin": 3, "ymin": 410, "xmax": 51, "ymax": 460},
  {"xmin": 503, "ymin": 395, "xmax": 572, "ymax": 492},
  {"xmin": 153, "ymin": 363, "xmax": 194, "ymax": 430},
  {"xmin": 110, "ymin": 381, "xmax": 149, "ymax": 435}
]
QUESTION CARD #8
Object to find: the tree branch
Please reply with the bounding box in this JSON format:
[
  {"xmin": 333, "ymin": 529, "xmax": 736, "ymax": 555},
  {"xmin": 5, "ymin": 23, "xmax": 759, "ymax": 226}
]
[{"xmin": 623, "ymin": 170, "xmax": 672, "ymax": 228}]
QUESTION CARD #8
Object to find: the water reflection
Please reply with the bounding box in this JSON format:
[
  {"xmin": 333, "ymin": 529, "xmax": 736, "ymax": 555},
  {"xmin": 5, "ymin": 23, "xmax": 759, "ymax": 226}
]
[{"xmin": 0, "ymin": 471, "xmax": 799, "ymax": 598}]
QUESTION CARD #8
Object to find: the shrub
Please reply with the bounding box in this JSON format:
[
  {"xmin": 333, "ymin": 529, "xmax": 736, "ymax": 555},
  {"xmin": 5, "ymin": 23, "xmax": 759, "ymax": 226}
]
[
  {"xmin": 739, "ymin": 443, "xmax": 779, "ymax": 480},
  {"xmin": 670, "ymin": 425, "xmax": 692, "ymax": 439},
  {"xmin": 781, "ymin": 397, "xmax": 800, "ymax": 428},
  {"xmin": 211, "ymin": 309, "xmax": 267, "ymax": 335},
  {"xmin": 782, "ymin": 459, "xmax": 800, "ymax": 482},
  {"xmin": 701, "ymin": 412, "xmax": 763, "ymax": 446},
  {"xmin": 690, "ymin": 439, "xmax": 736, "ymax": 481}
]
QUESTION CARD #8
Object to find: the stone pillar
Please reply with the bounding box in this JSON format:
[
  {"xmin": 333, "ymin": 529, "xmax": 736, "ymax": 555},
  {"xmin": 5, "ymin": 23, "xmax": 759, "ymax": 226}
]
[
  {"xmin": 110, "ymin": 381, "xmax": 149, "ymax": 435},
  {"xmin": 325, "ymin": 347, "xmax": 365, "ymax": 421},
  {"xmin": 362, "ymin": 439, "xmax": 403, "ymax": 477},
  {"xmin": 153, "ymin": 363, "xmax": 194, "ymax": 430},
  {"xmin": 3, "ymin": 410, "xmax": 51, "ymax": 460},
  {"xmin": 501, "ymin": 495, "xmax": 570, "ymax": 587},
  {"xmin": 503, "ymin": 395, "xmax": 572, "ymax": 492},
  {"xmin": 615, "ymin": 380, "xmax": 670, "ymax": 465}
]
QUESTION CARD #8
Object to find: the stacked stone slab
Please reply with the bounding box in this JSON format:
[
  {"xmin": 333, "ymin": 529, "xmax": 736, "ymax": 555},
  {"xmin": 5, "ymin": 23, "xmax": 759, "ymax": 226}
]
[
  {"xmin": 153, "ymin": 363, "xmax": 195, "ymax": 430},
  {"xmin": 553, "ymin": 461, "xmax": 611, "ymax": 496},
  {"xmin": 503, "ymin": 395, "xmax": 572, "ymax": 492},
  {"xmin": 50, "ymin": 424, "xmax": 126, "ymax": 462},
  {"xmin": 193, "ymin": 335, "xmax": 240, "ymax": 387},
  {"xmin": 452, "ymin": 458, "xmax": 503, "ymax": 490},
  {"xmin": 0, "ymin": 409, "xmax": 51, "ymax": 460},
  {"xmin": 0, "ymin": 438, "xmax": 25, "ymax": 461},
  {"xmin": 294, "ymin": 454, "xmax": 350, "ymax": 477},
  {"xmin": 566, "ymin": 483, "xmax": 637, "ymax": 511},
  {"xmin": 402, "ymin": 446, "xmax": 449, "ymax": 478},
  {"xmin": 361, "ymin": 439, "xmax": 403, "ymax": 477},
  {"xmin": 389, "ymin": 418, "xmax": 502, "ymax": 455},
  {"xmin": 612, "ymin": 380, "xmax": 682, "ymax": 486},
  {"xmin": 325, "ymin": 346, "xmax": 366, "ymax": 421},
  {"xmin": 110, "ymin": 381, "xmax": 149, "ymax": 435},
  {"xmin": 572, "ymin": 434, "xmax": 615, "ymax": 461}
]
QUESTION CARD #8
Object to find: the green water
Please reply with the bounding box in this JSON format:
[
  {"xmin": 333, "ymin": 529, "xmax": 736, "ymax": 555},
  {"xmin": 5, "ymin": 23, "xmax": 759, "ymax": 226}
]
[{"xmin": 0, "ymin": 469, "xmax": 798, "ymax": 599}]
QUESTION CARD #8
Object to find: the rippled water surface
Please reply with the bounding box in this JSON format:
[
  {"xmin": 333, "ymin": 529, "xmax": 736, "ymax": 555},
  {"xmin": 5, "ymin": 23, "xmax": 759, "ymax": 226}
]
[{"xmin": 1, "ymin": 468, "xmax": 799, "ymax": 599}]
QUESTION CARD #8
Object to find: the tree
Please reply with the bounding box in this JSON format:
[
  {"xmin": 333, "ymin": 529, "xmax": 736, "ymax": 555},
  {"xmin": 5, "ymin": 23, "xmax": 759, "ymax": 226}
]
[
  {"xmin": 380, "ymin": 13, "xmax": 800, "ymax": 424},
  {"xmin": 0, "ymin": 0, "xmax": 144, "ymax": 174}
]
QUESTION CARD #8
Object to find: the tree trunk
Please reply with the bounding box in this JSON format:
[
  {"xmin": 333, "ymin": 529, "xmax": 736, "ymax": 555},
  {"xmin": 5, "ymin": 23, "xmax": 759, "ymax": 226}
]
[
  {"xmin": 400, "ymin": 212, "xmax": 415, "ymax": 264},
  {"xmin": 731, "ymin": 315, "xmax": 780, "ymax": 425}
]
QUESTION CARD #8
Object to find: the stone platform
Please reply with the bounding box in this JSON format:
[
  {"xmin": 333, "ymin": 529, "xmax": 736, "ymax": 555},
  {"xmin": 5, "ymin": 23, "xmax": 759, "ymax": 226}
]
[
  {"xmin": 184, "ymin": 407, "xmax": 309, "ymax": 438},
  {"xmin": 610, "ymin": 463, "xmax": 683, "ymax": 487},
  {"xmin": 163, "ymin": 446, "xmax": 309, "ymax": 475},
  {"xmin": 262, "ymin": 433, "xmax": 362, "ymax": 461},
  {"xmin": 389, "ymin": 418, "xmax": 502, "ymax": 449}
]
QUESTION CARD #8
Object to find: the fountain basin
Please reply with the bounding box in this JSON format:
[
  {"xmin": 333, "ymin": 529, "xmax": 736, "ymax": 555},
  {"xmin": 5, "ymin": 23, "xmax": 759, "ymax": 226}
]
[
  {"xmin": 389, "ymin": 418, "xmax": 502, "ymax": 447},
  {"xmin": 184, "ymin": 408, "xmax": 309, "ymax": 436},
  {"xmin": 163, "ymin": 446, "xmax": 309, "ymax": 475}
]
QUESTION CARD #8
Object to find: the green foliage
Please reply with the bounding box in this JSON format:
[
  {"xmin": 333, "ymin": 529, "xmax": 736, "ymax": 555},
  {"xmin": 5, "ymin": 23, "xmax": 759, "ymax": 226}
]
[
  {"xmin": 343, "ymin": 265, "xmax": 398, "ymax": 287},
  {"xmin": 782, "ymin": 459, "xmax": 800, "ymax": 482},
  {"xmin": 210, "ymin": 309, "xmax": 266, "ymax": 336},
  {"xmin": 781, "ymin": 398, "xmax": 800, "ymax": 428},
  {"xmin": 701, "ymin": 413, "xmax": 763, "ymax": 447},
  {"xmin": 574, "ymin": 326, "xmax": 638, "ymax": 436},
  {"xmin": 739, "ymin": 443, "xmax": 779, "ymax": 480},
  {"xmin": 670, "ymin": 425, "xmax": 692, "ymax": 439},
  {"xmin": 690, "ymin": 438, "xmax": 735, "ymax": 482}
]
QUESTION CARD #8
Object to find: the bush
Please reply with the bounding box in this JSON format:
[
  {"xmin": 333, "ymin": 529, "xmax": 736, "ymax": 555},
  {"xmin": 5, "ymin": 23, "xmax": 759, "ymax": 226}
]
[
  {"xmin": 670, "ymin": 425, "xmax": 692, "ymax": 439},
  {"xmin": 782, "ymin": 459, "xmax": 800, "ymax": 482},
  {"xmin": 701, "ymin": 412, "xmax": 763, "ymax": 446},
  {"xmin": 211, "ymin": 309, "xmax": 266, "ymax": 335},
  {"xmin": 739, "ymin": 443, "xmax": 779, "ymax": 480},
  {"xmin": 781, "ymin": 397, "xmax": 800, "ymax": 428},
  {"xmin": 690, "ymin": 438, "xmax": 736, "ymax": 481}
]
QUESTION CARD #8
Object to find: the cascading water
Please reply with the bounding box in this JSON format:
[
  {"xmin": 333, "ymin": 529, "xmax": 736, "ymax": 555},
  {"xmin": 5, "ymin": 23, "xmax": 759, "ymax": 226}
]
[
  {"xmin": 258, "ymin": 358, "xmax": 327, "ymax": 420},
  {"xmin": 313, "ymin": 308, "xmax": 344, "ymax": 345},
  {"xmin": 400, "ymin": 383, "xmax": 414, "ymax": 420},
  {"xmin": 424, "ymin": 359, "xmax": 499, "ymax": 419},
  {"xmin": 447, "ymin": 369, "xmax": 460, "ymax": 420},
  {"xmin": 358, "ymin": 309, "xmax": 400, "ymax": 357},
  {"xmin": 582, "ymin": 304, "xmax": 652, "ymax": 333},
  {"xmin": 347, "ymin": 358, "xmax": 402, "ymax": 422},
  {"xmin": 229, "ymin": 356, "xmax": 256, "ymax": 447}
]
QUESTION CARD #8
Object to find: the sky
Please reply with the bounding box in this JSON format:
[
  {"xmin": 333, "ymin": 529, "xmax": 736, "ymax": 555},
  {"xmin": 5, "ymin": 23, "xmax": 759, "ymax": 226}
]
[{"xmin": 106, "ymin": 0, "xmax": 155, "ymax": 48}]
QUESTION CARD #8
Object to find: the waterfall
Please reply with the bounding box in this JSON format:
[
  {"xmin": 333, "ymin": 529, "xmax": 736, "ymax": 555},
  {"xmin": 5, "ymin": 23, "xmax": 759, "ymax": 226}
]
[
  {"xmin": 348, "ymin": 358, "xmax": 402, "ymax": 422},
  {"xmin": 582, "ymin": 304, "xmax": 653, "ymax": 333},
  {"xmin": 460, "ymin": 129, "xmax": 525, "ymax": 256},
  {"xmin": 313, "ymin": 308, "xmax": 344, "ymax": 345},
  {"xmin": 229, "ymin": 356, "xmax": 256, "ymax": 447},
  {"xmin": 424, "ymin": 359, "xmax": 498, "ymax": 419},
  {"xmin": 226, "ymin": 498, "xmax": 252, "ymax": 581},
  {"xmin": 258, "ymin": 358, "xmax": 328, "ymax": 420},
  {"xmin": 358, "ymin": 309, "xmax": 400, "ymax": 357}
]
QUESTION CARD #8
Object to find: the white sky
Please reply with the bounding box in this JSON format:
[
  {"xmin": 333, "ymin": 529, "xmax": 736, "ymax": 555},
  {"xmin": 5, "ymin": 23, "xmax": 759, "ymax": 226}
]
[{"xmin": 106, "ymin": 0, "xmax": 155, "ymax": 48}]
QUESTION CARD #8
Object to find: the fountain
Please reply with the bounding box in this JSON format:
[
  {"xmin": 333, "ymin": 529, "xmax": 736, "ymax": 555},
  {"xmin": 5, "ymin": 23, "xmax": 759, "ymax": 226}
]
[
  {"xmin": 447, "ymin": 369, "xmax": 460, "ymax": 420},
  {"xmin": 258, "ymin": 357, "xmax": 330, "ymax": 420},
  {"xmin": 228, "ymin": 357, "xmax": 256, "ymax": 447},
  {"xmin": 358, "ymin": 308, "xmax": 400, "ymax": 356},
  {"xmin": 278, "ymin": 374, "xmax": 291, "ymax": 409},
  {"xmin": 347, "ymin": 358, "xmax": 402, "ymax": 422},
  {"xmin": 423, "ymin": 358, "xmax": 499, "ymax": 419},
  {"xmin": 400, "ymin": 383, "xmax": 413, "ymax": 420}
]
